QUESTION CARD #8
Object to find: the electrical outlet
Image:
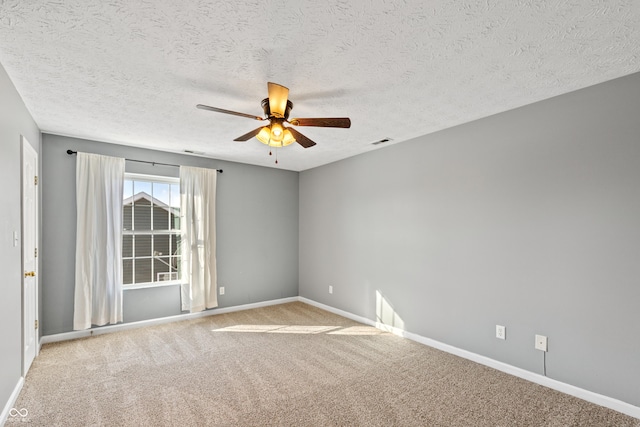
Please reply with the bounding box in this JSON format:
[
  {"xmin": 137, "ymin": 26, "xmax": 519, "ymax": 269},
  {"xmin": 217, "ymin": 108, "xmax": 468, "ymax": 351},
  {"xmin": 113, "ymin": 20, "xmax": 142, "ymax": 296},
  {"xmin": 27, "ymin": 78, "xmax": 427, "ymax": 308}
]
[
  {"xmin": 535, "ymin": 334, "xmax": 548, "ymax": 352},
  {"xmin": 219, "ymin": 286, "xmax": 225, "ymax": 295},
  {"xmin": 328, "ymin": 285, "xmax": 333, "ymax": 294},
  {"xmin": 496, "ymin": 325, "xmax": 506, "ymax": 340}
]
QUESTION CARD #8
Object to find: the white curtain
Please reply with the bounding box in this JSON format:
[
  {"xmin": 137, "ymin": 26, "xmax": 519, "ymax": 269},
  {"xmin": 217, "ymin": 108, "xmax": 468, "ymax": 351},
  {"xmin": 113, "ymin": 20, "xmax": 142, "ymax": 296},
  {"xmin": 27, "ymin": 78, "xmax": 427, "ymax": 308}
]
[
  {"xmin": 73, "ymin": 153, "xmax": 125, "ymax": 330},
  {"xmin": 180, "ymin": 166, "xmax": 218, "ymax": 312}
]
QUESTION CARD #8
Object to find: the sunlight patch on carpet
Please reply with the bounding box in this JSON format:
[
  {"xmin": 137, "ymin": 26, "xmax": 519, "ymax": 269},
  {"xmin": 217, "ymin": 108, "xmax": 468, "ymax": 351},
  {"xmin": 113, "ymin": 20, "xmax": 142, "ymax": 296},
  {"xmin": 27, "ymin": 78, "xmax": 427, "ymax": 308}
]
[{"xmin": 211, "ymin": 324, "xmax": 383, "ymax": 335}]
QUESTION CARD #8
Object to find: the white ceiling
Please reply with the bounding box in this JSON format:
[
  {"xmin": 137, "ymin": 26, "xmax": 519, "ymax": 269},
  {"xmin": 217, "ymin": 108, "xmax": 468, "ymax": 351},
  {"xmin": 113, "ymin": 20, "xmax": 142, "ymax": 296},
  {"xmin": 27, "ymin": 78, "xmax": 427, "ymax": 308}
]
[{"xmin": 1, "ymin": 1, "xmax": 639, "ymax": 171}]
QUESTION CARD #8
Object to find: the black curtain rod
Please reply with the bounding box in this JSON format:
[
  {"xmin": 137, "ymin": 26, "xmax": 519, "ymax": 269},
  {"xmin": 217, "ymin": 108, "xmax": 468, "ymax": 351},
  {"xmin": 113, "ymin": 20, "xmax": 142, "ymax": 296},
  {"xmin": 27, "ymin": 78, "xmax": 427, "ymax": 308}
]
[{"xmin": 66, "ymin": 150, "xmax": 222, "ymax": 173}]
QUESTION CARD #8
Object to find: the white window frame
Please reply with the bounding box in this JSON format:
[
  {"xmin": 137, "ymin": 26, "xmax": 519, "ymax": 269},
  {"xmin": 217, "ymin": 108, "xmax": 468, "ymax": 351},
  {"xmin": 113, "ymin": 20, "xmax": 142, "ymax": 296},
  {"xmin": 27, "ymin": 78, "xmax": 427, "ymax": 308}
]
[{"xmin": 122, "ymin": 173, "xmax": 182, "ymax": 289}]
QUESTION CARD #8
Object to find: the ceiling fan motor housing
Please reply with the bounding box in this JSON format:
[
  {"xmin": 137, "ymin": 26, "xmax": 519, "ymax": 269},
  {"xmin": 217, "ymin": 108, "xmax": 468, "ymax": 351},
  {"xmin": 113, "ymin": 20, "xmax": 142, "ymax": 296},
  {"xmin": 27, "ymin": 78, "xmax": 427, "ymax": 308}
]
[{"xmin": 261, "ymin": 98, "xmax": 293, "ymax": 120}]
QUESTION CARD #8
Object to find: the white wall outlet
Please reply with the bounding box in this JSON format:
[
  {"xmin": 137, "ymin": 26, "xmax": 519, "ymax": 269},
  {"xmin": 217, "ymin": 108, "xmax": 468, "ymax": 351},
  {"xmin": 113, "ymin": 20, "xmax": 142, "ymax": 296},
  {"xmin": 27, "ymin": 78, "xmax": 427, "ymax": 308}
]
[
  {"xmin": 535, "ymin": 334, "xmax": 548, "ymax": 352},
  {"xmin": 328, "ymin": 285, "xmax": 333, "ymax": 294},
  {"xmin": 496, "ymin": 325, "xmax": 506, "ymax": 340},
  {"xmin": 219, "ymin": 286, "xmax": 225, "ymax": 295}
]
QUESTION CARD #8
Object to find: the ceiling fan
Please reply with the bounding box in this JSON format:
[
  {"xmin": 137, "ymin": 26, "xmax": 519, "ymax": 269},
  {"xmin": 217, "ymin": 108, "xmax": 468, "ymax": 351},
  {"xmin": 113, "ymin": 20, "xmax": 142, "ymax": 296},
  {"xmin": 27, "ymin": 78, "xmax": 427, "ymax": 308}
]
[{"xmin": 197, "ymin": 82, "xmax": 351, "ymax": 154}]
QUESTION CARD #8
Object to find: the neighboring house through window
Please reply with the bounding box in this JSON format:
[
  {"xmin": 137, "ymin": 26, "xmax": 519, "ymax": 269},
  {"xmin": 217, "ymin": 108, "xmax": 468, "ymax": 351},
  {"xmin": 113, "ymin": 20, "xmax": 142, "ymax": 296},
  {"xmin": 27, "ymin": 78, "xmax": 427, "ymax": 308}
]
[{"xmin": 123, "ymin": 173, "xmax": 181, "ymax": 287}]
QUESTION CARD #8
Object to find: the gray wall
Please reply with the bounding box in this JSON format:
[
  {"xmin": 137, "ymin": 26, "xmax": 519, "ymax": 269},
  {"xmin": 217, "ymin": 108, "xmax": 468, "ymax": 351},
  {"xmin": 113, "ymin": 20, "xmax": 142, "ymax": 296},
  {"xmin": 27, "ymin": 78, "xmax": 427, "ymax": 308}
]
[
  {"xmin": 299, "ymin": 72, "xmax": 640, "ymax": 406},
  {"xmin": 41, "ymin": 134, "xmax": 299, "ymax": 335},
  {"xmin": 0, "ymin": 64, "xmax": 41, "ymax": 414}
]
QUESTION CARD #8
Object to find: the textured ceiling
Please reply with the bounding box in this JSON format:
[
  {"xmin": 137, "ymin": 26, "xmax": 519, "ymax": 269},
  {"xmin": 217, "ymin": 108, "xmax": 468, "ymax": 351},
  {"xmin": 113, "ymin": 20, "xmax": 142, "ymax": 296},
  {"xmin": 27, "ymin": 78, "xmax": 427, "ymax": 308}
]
[{"xmin": 1, "ymin": 1, "xmax": 639, "ymax": 171}]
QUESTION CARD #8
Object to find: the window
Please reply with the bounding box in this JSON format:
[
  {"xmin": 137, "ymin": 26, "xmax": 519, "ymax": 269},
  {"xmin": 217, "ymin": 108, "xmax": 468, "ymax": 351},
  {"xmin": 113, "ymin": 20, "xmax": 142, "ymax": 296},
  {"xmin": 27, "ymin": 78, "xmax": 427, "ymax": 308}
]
[{"xmin": 122, "ymin": 173, "xmax": 181, "ymax": 287}]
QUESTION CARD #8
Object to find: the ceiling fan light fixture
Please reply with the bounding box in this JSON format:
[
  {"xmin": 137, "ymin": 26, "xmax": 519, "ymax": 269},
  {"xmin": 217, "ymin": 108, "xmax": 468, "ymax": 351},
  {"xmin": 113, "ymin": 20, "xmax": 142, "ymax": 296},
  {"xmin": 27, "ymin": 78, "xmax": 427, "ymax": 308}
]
[
  {"xmin": 282, "ymin": 128, "xmax": 295, "ymax": 146},
  {"xmin": 271, "ymin": 122, "xmax": 284, "ymax": 140},
  {"xmin": 256, "ymin": 127, "xmax": 272, "ymax": 145},
  {"xmin": 255, "ymin": 125, "xmax": 296, "ymax": 147}
]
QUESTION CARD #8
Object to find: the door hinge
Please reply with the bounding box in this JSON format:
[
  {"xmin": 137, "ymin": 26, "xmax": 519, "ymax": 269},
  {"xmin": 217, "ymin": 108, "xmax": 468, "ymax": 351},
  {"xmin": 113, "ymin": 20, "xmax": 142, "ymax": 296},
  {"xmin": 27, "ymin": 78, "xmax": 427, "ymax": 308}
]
[
  {"xmin": 34, "ymin": 175, "xmax": 38, "ymax": 185},
  {"xmin": 35, "ymin": 248, "xmax": 38, "ymax": 258},
  {"xmin": 35, "ymin": 319, "xmax": 38, "ymax": 329}
]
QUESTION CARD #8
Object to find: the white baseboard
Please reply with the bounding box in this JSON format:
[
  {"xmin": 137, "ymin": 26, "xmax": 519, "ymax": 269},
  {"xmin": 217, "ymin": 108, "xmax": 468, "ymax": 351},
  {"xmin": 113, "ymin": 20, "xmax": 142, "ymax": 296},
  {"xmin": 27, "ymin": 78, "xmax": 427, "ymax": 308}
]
[
  {"xmin": 298, "ymin": 297, "xmax": 640, "ymax": 420},
  {"xmin": 0, "ymin": 376, "xmax": 24, "ymax": 427},
  {"xmin": 41, "ymin": 297, "xmax": 298, "ymax": 345}
]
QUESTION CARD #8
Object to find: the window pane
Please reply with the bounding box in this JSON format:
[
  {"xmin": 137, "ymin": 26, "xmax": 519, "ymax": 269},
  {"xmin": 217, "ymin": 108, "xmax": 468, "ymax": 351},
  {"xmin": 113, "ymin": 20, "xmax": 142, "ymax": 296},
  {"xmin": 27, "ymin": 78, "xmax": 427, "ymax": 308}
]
[
  {"xmin": 134, "ymin": 180, "xmax": 152, "ymax": 197},
  {"xmin": 122, "ymin": 235, "xmax": 133, "ymax": 258},
  {"xmin": 170, "ymin": 184, "xmax": 180, "ymax": 207},
  {"xmin": 133, "ymin": 181, "xmax": 152, "ymax": 230},
  {"xmin": 123, "ymin": 205, "xmax": 132, "ymax": 231},
  {"xmin": 135, "ymin": 235, "xmax": 152, "ymax": 257},
  {"xmin": 170, "ymin": 183, "xmax": 180, "ymax": 230},
  {"xmin": 123, "ymin": 180, "xmax": 134, "ymax": 201},
  {"xmin": 135, "ymin": 258, "xmax": 152, "ymax": 284},
  {"xmin": 170, "ymin": 234, "xmax": 179, "ymax": 256},
  {"xmin": 153, "ymin": 206, "xmax": 170, "ymax": 231},
  {"xmin": 154, "ymin": 257, "xmax": 174, "ymax": 282},
  {"xmin": 175, "ymin": 255, "xmax": 182, "ymax": 279},
  {"xmin": 172, "ymin": 212, "xmax": 180, "ymax": 231},
  {"xmin": 123, "ymin": 180, "xmax": 134, "ymax": 231},
  {"xmin": 123, "ymin": 259, "xmax": 133, "ymax": 285},
  {"xmin": 154, "ymin": 234, "xmax": 170, "ymax": 256},
  {"xmin": 174, "ymin": 234, "xmax": 182, "ymax": 256},
  {"xmin": 169, "ymin": 255, "xmax": 180, "ymax": 273},
  {"xmin": 133, "ymin": 205, "xmax": 152, "ymax": 230},
  {"xmin": 153, "ymin": 182, "xmax": 170, "ymax": 205}
]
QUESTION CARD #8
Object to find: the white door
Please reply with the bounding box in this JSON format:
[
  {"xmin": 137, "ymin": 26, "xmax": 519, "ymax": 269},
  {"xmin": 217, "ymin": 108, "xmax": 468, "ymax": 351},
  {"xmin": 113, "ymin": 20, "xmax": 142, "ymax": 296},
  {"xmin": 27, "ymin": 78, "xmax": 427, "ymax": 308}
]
[{"xmin": 22, "ymin": 137, "xmax": 38, "ymax": 375}]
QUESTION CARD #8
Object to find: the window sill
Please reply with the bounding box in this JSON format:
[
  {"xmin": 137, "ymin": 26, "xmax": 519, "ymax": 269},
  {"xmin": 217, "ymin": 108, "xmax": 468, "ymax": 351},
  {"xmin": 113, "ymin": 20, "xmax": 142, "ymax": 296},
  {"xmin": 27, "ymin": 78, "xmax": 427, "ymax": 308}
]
[{"xmin": 123, "ymin": 281, "xmax": 183, "ymax": 290}]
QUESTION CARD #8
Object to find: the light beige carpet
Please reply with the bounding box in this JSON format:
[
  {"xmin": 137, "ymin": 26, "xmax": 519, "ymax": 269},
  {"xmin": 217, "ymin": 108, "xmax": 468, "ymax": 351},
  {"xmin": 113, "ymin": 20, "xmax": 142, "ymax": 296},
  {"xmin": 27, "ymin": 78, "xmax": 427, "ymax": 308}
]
[{"xmin": 8, "ymin": 302, "xmax": 639, "ymax": 426}]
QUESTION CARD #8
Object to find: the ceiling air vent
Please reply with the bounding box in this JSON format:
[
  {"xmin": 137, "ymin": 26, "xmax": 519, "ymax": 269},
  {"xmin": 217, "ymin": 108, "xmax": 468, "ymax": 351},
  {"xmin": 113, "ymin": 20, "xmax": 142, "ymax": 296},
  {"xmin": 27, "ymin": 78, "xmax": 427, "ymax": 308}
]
[
  {"xmin": 372, "ymin": 138, "xmax": 392, "ymax": 146},
  {"xmin": 184, "ymin": 149, "xmax": 205, "ymax": 155}
]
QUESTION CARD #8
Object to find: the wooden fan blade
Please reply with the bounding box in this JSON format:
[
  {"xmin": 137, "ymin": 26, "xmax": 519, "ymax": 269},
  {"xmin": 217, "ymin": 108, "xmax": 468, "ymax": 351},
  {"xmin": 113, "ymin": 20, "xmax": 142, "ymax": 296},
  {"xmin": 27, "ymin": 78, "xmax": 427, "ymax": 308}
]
[
  {"xmin": 289, "ymin": 117, "xmax": 351, "ymax": 128},
  {"xmin": 234, "ymin": 126, "xmax": 265, "ymax": 141},
  {"xmin": 267, "ymin": 82, "xmax": 289, "ymax": 118},
  {"xmin": 197, "ymin": 104, "xmax": 263, "ymax": 121},
  {"xmin": 288, "ymin": 127, "xmax": 317, "ymax": 148}
]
